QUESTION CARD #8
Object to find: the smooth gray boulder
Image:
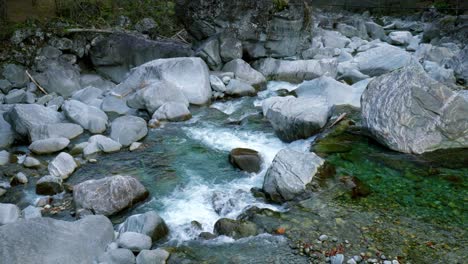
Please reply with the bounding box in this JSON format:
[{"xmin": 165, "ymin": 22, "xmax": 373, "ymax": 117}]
[
  {"xmin": 388, "ymin": 31, "xmax": 412, "ymax": 45},
  {"xmin": 262, "ymin": 96, "xmax": 331, "ymax": 142},
  {"xmin": 30, "ymin": 123, "xmax": 83, "ymax": 142},
  {"xmin": 98, "ymin": 248, "xmax": 136, "ymax": 264},
  {"xmin": 117, "ymin": 232, "xmax": 152, "ymax": 252},
  {"xmin": 2, "ymin": 64, "xmax": 28, "ymax": 88},
  {"xmin": 127, "ymin": 80, "xmax": 189, "ymax": 114},
  {"xmin": 48, "ymin": 152, "xmax": 77, "ymax": 179},
  {"xmin": 0, "ymin": 150, "xmax": 10, "ymax": 166},
  {"xmin": 74, "ymin": 175, "xmax": 149, "ymax": 216},
  {"xmin": 263, "ymin": 149, "xmax": 324, "ymax": 203},
  {"xmin": 83, "ymin": 135, "xmax": 122, "ymax": 157},
  {"xmin": 22, "ymin": 206, "xmax": 42, "ymax": 219},
  {"xmin": 5, "ymin": 104, "xmax": 63, "ymax": 139},
  {"xmin": 101, "ymin": 95, "xmax": 132, "ymax": 116},
  {"xmin": 71, "ymin": 86, "xmax": 103, "ymax": 105},
  {"xmin": 29, "ymin": 138, "xmax": 70, "ymax": 154},
  {"xmin": 5, "ymin": 89, "xmax": 27, "ymax": 104},
  {"xmin": 209, "ymin": 75, "xmax": 226, "ymax": 92},
  {"xmin": 136, "ymin": 249, "xmax": 170, "ymax": 264},
  {"xmin": 110, "ymin": 116, "xmax": 148, "ymax": 147},
  {"xmin": 0, "ymin": 114, "xmax": 14, "ymax": 149},
  {"xmin": 365, "ymin": 22, "xmax": 387, "ymax": 41},
  {"xmin": 34, "ymin": 59, "xmax": 81, "ymax": 97},
  {"xmin": 225, "ymin": 79, "xmax": 256, "ymax": 96},
  {"xmin": 253, "ymin": 58, "xmax": 338, "ymax": 83},
  {"xmin": 36, "ymin": 175, "xmax": 63, "ymax": 195},
  {"xmin": 0, "ymin": 203, "xmax": 21, "ymax": 225},
  {"xmin": 118, "ymin": 211, "xmax": 169, "ymax": 242},
  {"xmin": 0, "ymin": 215, "xmax": 114, "ymax": 264},
  {"xmin": 361, "ymin": 66, "xmax": 468, "ymax": 154},
  {"xmin": 219, "ymin": 36, "xmax": 243, "ymax": 63},
  {"xmin": 90, "ymin": 33, "xmax": 193, "ymax": 83},
  {"xmin": 229, "ymin": 148, "xmax": 262, "ymax": 173},
  {"xmin": 222, "ymin": 59, "xmax": 266, "ymax": 89},
  {"xmin": 319, "ymin": 29, "xmax": 351, "ymax": 49},
  {"xmin": 0, "ymin": 79, "xmax": 12, "ymax": 93},
  {"xmin": 63, "ymin": 99, "xmax": 108, "ymax": 134},
  {"xmin": 115, "ymin": 57, "xmax": 211, "ymax": 105},
  {"xmin": 152, "ymin": 102, "xmax": 192, "ymax": 122},
  {"xmin": 353, "ymin": 44, "xmax": 413, "ymax": 77},
  {"xmin": 196, "ymin": 37, "xmax": 222, "ymax": 70}
]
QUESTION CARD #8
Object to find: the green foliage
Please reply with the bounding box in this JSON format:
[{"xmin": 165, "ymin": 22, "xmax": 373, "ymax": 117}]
[{"xmin": 272, "ymin": 0, "xmax": 289, "ymax": 12}]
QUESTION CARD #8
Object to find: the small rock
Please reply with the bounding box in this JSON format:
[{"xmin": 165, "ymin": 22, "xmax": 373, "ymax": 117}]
[
  {"xmin": 129, "ymin": 142, "xmax": 143, "ymax": 151},
  {"xmin": 0, "ymin": 150, "xmax": 10, "ymax": 166},
  {"xmin": 319, "ymin": 234, "xmax": 328, "ymax": 241},
  {"xmin": 48, "ymin": 152, "xmax": 78, "ymax": 179},
  {"xmin": 13, "ymin": 172, "xmax": 28, "ymax": 184},
  {"xmin": 22, "ymin": 205, "xmax": 42, "ymax": 219},
  {"xmin": 383, "ymin": 261, "xmax": 392, "ymax": 264},
  {"xmin": 36, "ymin": 175, "xmax": 63, "ymax": 195},
  {"xmin": 331, "ymin": 254, "xmax": 344, "ymax": 264},
  {"xmin": 228, "ymin": 148, "xmax": 262, "ymax": 173},
  {"xmin": 29, "ymin": 138, "xmax": 70, "ymax": 155},
  {"xmin": 0, "ymin": 203, "xmax": 21, "ymax": 225},
  {"xmin": 368, "ymin": 259, "xmax": 378, "ymax": 263},
  {"xmin": 23, "ymin": 156, "xmax": 41, "ymax": 168},
  {"xmin": 117, "ymin": 232, "xmax": 152, "ymax": 252},
  {"xmin": 346, "ymin": 259, "xmax": 357, "ymax": 264},
  {"xmin": 136, "ymin": 249, "xmax": 170, "ymax": 264},
  {"xmin": 0, "ymin": 188, "xmax": 6, "ymax": 197}
]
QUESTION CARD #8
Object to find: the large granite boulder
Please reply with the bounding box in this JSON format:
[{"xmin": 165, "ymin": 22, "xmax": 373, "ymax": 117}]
[
  {"xmin": 262, "ymin": 96, "xmax": 331, "ymax": 142},
  {"xmin": 0, "ymin": 216, "xmax": 114, "ymax": 264},
  {"xmin": 110, "ymin": 116, "xmax": 148, "ymax": 147},
  {"xmin": 151, "ymin": 102, "xmax": 192, "ymax": 122},
  {"xmin": 34, "ymin": 59, "xmax": 81, "ymax": 97},
  {"xmin": 117, "ymin": 211, "xmax": 169, "ymax": 242},
  {"xmin": 82, "ymin": 135, "xmax": 122, "ymax": 157},
  {"xmin": 115, "ymin": 57, "xmax": 211, "ymax": 105},
  {"xmin": 253, "ymin": 58, "xmax": 338, "ymax": 83},
  {"xmin": 263, "ymin": 149, "xmax": 324, "ymax": 203},
  {"xmin": 90, "ymin": 33, "xmax": 193, "ymax": 83},
  {"xmin": 222, "ymin": 59, "xmax": 266, "ymax": 89},
  {"xmin": 228, "ymin": 148, "xmax": 262, "ymax": 173},
  {"xmin": 29, "ymin": 137, "xmax": 70, "ymax": 154},
  {"xmin": 5, "ymin": 104, "xmax": 63, "ymax": 140},
  {"xmin": 176, "ymin": 0, "xmax": 312, "ymax": 59},
  {"xmin": 353, "ymin": 44, "xmax": 414, "ymax": 77},
  {"xmin": 63, "ymin": 99, "xmax": 108, "ymax": 134},
  {"xmin": 74, "ymin": 175, "xmax": 149, "ymax": 216},
  {"xmin": 29, "ymin": 123, "xmax": 83, "ymax": 142},
  {"xmin": 361, "ymin": 66, "xmax": 468, "ymax": 154}
]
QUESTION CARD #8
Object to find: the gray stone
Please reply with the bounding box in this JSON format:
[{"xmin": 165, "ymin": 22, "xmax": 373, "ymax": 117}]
[
  {"xmin": 117, "ymin": 232, "xmax": 152, "ymax": 252},
  {"xmin": 2, "ymin": 64, "xmax": 28, "ymax": 88},
  {"xmin": 29, "ymin": 137, "xmax": 70, "ymax": 154},
  {"xmin": 337, "ymin": 61, "xmax": 370, "ymax": 84},
  {"xmin": 118, "ymin": 211, "xmax": 169, "ymax": 242},
  {"xmin": 36, "ymin": 175, "xmax": 63, "ymax": 195},
  {"xmin": 49, "ymin": 37, "xmax": 73, "ymax": 51},
  {"xmin": 34, "ymin": 59, "xmax": 81, "ymax": 97},
  {"xmin": 101, "ymin": 95, "xmax": 131, "ymax": 115},
  {"xmin": 110, "ymin": 116, "xmax": 148, "ymax": 147},
  {"xmin": 115, "ymin": 57, "xmax": 211, "ymax": 105},
  {"xmin": 30, "ymin": 123, "xmax": 83, "ymax": 142},
  {"xmin": 98, "ymin": 248, "xmax": 136, "ymax": 264},
  {"xmin": 388, "ymin": 31, "xmax": 412, "ymax": 46},
  {"xmin": 0, "ymin": 150, "xmax": 10, "ymax": 166},
  {"xmin": 262, "ymin": 96, "xmax": 330, "ymax": 142},
  {"xmin": 219, "ymin": 36, "xmax": 243, "ymax": 63},
  {"xmin": 80, "ymin": 74, "xmax": 116, "ymax": 91},
  {"xmin": 63, "ymin": 99, "xmax": 108, "ymax": 134},
  {"xmin": 135, "ymin": 18, "xmax": 158, "ymax": 34},
  {"xmin": 336, "ymin": 23, "xmax": 360, "ymax": 38},
  {"xmin": 213, "ymin": 218, "xmax": 258, "ymax": 239},
  {"xmin": 0, "ymin": 215, "xmax": 114, "ymax": 264},
  {"xmin": 22, "ymin": 206, "xmax": 42, "ymax": 219},
  {"xmin": 253, "ymin": 58, "xmax": 338, "ymax": 83},
  {"xmin": 406, "ymin": 35, "xmax": 422, "ymax": 51},
  {"xmin": 126, "ymin": 80, "xmax": 189, "ymax": 114},
  {"xmin": 225, "ymin": 79, "xmax": 256, "ymax": 96},
  {"xmin": 0, "ymin": 114, "xmax": 14, "ymax": 149},
  {"xmin": 353, "ymin": 44, "xmax": 414, "ymax": 77},
  {"xmin": 0, "ymin": 203, "xmax": 21, "ymax": 225},
  {"xmin": 196, "ymin": 37, "xmax": 222, "ymax": 70},
  {"xmin": 39, "ymin": 45, "xmax": 62, "ymax": 59},
  {"xmin": 23, "ymin": 156, "xmax": 41, "ymax": 168},
  {"xmin": 209, "ymin": 75, "xmax": 226, "ymax": 92},
  {"xmin": 71, "ymin": 86, "xmax": 103, "ymax": 105},
  {"xmin": 48, "ymin": 152, "xmax": 77, "ymax": 179},
  {"xmin": 136, "ymin": 249, "xmax": 170, "ymax": 264},
  {"xmin": 5, "ymin": 89, "xmax": 27, "ymax": 104},
  {"xmin": 365, "ymin": 22, "xmax": 387, "ymax": 41},
  {"xmin": 229, "ymin": 148, "xmax": 262, "ymax": 173},
  {"xmin": 83, "ymin": 135, "xmax": 122, "ymax": 157},
  {"xmin": 320, "ymin": 30, "xmax": 351, "ymax": 49},
  {"xmin": 152, "ymin": 102, "xmax": 192, "ymax": 122},
  {"xmin": 331, "ymin": 254, "xmax": 345, "ymax": 264},
  {"xmin": 361, "ymin": 66, "xmax": 468, "ymax": 154},
  {"xmin": 74, "ymin": 175, "xmax": 148, "ymax": 216},
  {"xmin": 423, "ymin": 60, "xmax": 456, "ymax": 85},
  {"xmin": 263, "ymin": 149, "xmax": 324, "ymax": 203},
  {"xmin": 222, "ymin": 59, "xmax": 266, "ymax": 89},
  {"xmin": 90, "ymin": 33, "xmax": 193, "ymax": 83},
  {"xmin": 13, "ymin": 172, "xmax": 28, "ymax": 184},
  {"xmin": 5, "ymin": 104, "xmax": 63, "ymax": 140},
  {"xmin": 415, "ymin": 44, "xmax": 456, "ymax": 65},
  {"xmin": 0, "ymin": 79, "xmax": 12, "ymax": 93},
  {"xmin": 129, "ymin": 142, "xmax": 143, "ymax": 151}
]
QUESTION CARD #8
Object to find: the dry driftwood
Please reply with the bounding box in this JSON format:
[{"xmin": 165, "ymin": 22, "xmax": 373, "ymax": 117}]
[{"xmin": 25, "ymin": 70, "xmax": 48, "ymax": 95}]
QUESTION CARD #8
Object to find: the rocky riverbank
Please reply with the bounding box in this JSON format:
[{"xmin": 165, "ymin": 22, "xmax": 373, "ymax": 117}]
[{"xmin": 1, "ymin": 1, "xmax": 467, "ymax": 263}]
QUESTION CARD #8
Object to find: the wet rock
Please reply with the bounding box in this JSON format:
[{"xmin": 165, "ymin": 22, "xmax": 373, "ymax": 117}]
[
  {"xmin": 83, "ymin": 135, "xmax": 122, "ymax": 157},
  {"xmin": 2, "ymin": 64, "xmax": 28, "ymax": 88},
  {"xmin": 211, "ymin": 192, "xmax": 236, "ymax": 216},
  {"xmin": 90, "ymin": 33, "xmax": 193, "ymax": 83},
  {"xmin": 262, "ymin": 96, "xmax": 330, "ymax": 142},
  {"xmin": 213, "ymin": 218, "xmax": 258, "ymax": 239},
  {"xmin": 0, "ymin": 215, "xmax": 114, "ymax": 264},
  {"xmin": 118, "ymin": 211, "xmax": 169, "ymax": 242},
  {"xmin": 29, "ymin": 138, "xmax": 70, "ymax": 154},
  {"xmin": 219, "ymin": 36, "xmax": 243, "ymax": 63},
  {"xmin": 30, "ymin": 123, "xmax": 83, "ymax": 142},
  {"xmin": 229, "ymin": 148, "xmax": 262, "ymax": 173},
  {"xmin": 98, "ymin": 248, "xmax": 136, "ymax": 264},
  {"xmin": 5, "ymin": 104, "xmax": 63, "ymax": 140},
  {"xmin": 63, "ymin": 99, "xmax": 108, "ymax": 134},
  {"xmin": 263, "ymin": 149, "xmax": 324, "ymax": 203},
  {"xmin": 253, "ymin": 58, "xmax": 338, "ymax": 83},
  {"xmin": 136, "ymin": 249, "xmax": 170, "ymax": 264},
  {"xmin": 362, "ymin": 66, "xmax": 468, "ymax": 154},
  {"xmin": 34, "ymin": 59, "xmax": 81, "ymax": 97},
  {"xmin": 73, "ymin": 175, "xmax": 148, "ymax": 216},
  {"xmin": 23, "ymin": 156, "xmax": 41, "ymax": 168},
  {"xmin": 36, "ymin": 175, "xmax": 63, "ymax": 195},
  {"xmin": 110, "ymin": 116, "xmax": 148, "ymax": 147},
  {"xmin": 199, "ymin": 232, "xmax": 217, "ymax": 240},
  {"xmin": 117, "ymin": 232, "xmax": 152, "ymax": 252},
  {"xmin": 353, "ymin": 44, "xmax": 414, "ymax": 77},
  {"xmin": 0, "ymin": 203, "xmax": 21, "ymax": 225},
  {"xmin": 222, "ymin": 59, "xmax": 266, "ymax": 89},
  {"xmin": 116, "ymin": 57, "xmax": 211, "ymax": 105},
  {"xmin": 48, "ymin": 152, "xmax": 77, "ymax": 179},
  {"xmin": 22, "ymin": 206, "xmax": 42, "ymax": 219},
  {"xmin": 152, "ymin": 102, "xmax": 192, "ymax": 122},
  {"xmin": 13, "ymin": 172, "xmax": 28, "ymax": 184}
]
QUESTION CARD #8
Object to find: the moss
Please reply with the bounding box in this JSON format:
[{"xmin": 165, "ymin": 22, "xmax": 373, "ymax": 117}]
[{"xmin": 272, "ymin": 0, "xmax": 289, "ymax": 12}]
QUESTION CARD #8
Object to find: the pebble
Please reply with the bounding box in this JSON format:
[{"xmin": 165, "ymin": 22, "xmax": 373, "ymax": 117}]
[
  {"xmin": 353, "ymin": 255, "xmax": 362, "ymax": 262},
  {"xmin": 129, "ymin": 142, "xmax": 142, "ymax": 151},
  {"xmin": 346, "ymin": 259, "xmax": 357, "ymax": 264},
  {"xmin": 0, "ymin": 188, "xmax": 6, "ymax": 197},
  {"xmin": 44, "ymin": 204, "xmax": 51, "ymax": 209},
  {"xmin": 14, "ymin": 172, "xmax": 28, "ymax": 184},
  {"xmin": 89, "ymin": 159, "xmax": 97, "ymax": 163},
  {"xmin": 392, "ymin": 261, "xmax": 400, "ymax": 264},
  {"xmin": 319, "ymin": 234, "xmax": 329, "ymax": 241},
  {"xmin": 23, "ymin": 156, "xmax": 41, "ymax": 168},
  {"xmin": 368, "ymin": 258, "xmax": 378, "ymax": 263},
  {"xmin": 383, "ymin": 261, "xmax": 392, "ymax": 264},
  {"xmin": 381, "ymin": 254, "xmax": 387, "ymax": 260}
]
